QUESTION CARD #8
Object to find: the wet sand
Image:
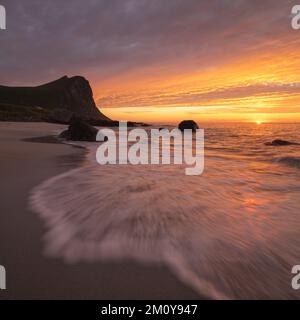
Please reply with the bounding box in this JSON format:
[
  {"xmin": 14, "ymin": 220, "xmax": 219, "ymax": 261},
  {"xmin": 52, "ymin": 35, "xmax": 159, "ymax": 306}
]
[{"xmin": 0, "ymin": 122, "xmax": 203, "ymax": 299}]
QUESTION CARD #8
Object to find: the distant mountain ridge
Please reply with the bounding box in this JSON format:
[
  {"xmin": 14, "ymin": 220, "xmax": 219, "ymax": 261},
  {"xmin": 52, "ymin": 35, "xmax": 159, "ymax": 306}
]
[{"xmin": 0, "ymin": 76, "xmax": 110, "ymax": 123}]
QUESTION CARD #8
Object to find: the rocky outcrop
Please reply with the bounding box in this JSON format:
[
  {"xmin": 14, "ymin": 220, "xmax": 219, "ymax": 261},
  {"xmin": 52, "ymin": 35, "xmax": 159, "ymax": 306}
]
[
  {"xmin": 0, "ymin": 76, "xmax": 110, "ymax": 124},
  {"xmin": 178, "ymin": 120, "xmax": 199, "ymax": 131},
  {"xmin": 265, "ymin": 139, "xmax": 300, "ymax": 146},
  {"xmin": 59, "ymin": 117, "xmax": 99, "ymax": 142}
]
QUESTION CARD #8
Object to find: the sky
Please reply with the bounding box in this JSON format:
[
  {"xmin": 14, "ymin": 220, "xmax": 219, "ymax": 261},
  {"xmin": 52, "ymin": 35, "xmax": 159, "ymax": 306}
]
[{"xmin": 1, "ymin": 0, "xmax": 300, "ymax": 123}]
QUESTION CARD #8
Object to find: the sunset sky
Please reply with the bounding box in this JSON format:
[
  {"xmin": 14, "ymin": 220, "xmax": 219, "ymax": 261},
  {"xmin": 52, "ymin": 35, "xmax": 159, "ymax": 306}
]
[{"xmin": 1, "ymin": 0, "xmax": 300, "ymax": 123}]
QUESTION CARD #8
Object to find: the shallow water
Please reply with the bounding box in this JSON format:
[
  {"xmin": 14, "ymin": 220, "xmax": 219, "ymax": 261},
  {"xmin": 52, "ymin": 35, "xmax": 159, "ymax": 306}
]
[{"xmin": 31, "ymin": 122, "xmax": 300, "ymax": 299}]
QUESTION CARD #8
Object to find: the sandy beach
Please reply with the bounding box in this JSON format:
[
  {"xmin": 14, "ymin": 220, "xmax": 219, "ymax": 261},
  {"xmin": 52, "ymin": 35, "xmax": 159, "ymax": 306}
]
[{"xmin": 0, "ymin": 122, "xmax": 202, "ymax": 300}]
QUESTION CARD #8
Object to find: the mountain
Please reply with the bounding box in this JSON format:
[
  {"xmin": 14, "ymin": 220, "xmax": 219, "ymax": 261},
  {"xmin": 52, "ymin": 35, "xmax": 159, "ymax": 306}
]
[{"xmin": 0, "ymin": 76, "xmax": 110, "ymax": 123}]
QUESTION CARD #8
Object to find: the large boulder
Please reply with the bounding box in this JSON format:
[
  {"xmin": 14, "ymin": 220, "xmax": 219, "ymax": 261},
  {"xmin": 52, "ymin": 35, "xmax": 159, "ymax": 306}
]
[
  {"xmin": 59, "ymin": 117, "xmax": 98, "ymax": 142},
  {"xmin": 265, "ymin": 139, "xmax": 300, "ymax": 146},
  {"xmin": 178, "ymin": 120, "xmax": 199, "ymax": 132}
]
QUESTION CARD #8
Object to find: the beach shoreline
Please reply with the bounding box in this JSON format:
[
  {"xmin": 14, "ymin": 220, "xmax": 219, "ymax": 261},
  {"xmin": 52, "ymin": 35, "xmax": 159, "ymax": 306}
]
[{"xmin": 0, "ymin": 122, "xmax": 204, "ymax": 300}]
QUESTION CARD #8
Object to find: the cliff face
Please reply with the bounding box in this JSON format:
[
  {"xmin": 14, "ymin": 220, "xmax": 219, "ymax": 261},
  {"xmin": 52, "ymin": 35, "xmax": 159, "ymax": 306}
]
[{"xmin": 0, "ymin": 76, "xmax": 110, "ymax": 123}]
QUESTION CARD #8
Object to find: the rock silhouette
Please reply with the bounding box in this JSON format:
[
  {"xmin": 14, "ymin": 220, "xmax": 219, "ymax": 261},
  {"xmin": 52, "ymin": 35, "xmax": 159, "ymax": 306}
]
[
  {"xmin": 59, "ymin": 117, "xmax": 99, "ymax": 142},
  {"xmin": 265, "ymin": 139, "xmax": 300, "ymax": 146},
  {"xmin": 0, "ymin": 76, "xmax": 110, "ymax": 124},
  {"xmin": 178, "ymin": 120, "xmax": 199, "ymax": 131}
]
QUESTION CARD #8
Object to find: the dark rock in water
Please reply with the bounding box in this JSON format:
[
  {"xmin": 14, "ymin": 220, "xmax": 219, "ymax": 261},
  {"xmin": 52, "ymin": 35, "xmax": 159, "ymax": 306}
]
[
  {"xmin": 59, "ymin": 117, "xmax": 98, "ymax": 142},
  {"xmin": 275, "ymin": 156, "xmax": 300, "ymax": 168},
  {"xmin": 178, "ymin": 120, "xmax": 199, "ymax": 131},
  {"xmin": 265, "ymin": 139, "xmax": 300, "ymax": 146},
  {"xmin": 0, "ymin": 76, "xmax": 110, "ymax": 123}
]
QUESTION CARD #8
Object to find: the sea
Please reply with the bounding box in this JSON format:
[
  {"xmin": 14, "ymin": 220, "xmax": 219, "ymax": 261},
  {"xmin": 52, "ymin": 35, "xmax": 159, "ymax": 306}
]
[{"xmin": 30, "ymin": 122, "xmax": 300, "ymax": 299}]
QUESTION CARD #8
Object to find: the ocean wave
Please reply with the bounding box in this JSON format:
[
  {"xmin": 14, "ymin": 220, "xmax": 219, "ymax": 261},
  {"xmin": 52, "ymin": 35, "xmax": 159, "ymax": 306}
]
[{"xmin": 30, "ymin": 163, "xmax": 229, "ymax": 300}]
